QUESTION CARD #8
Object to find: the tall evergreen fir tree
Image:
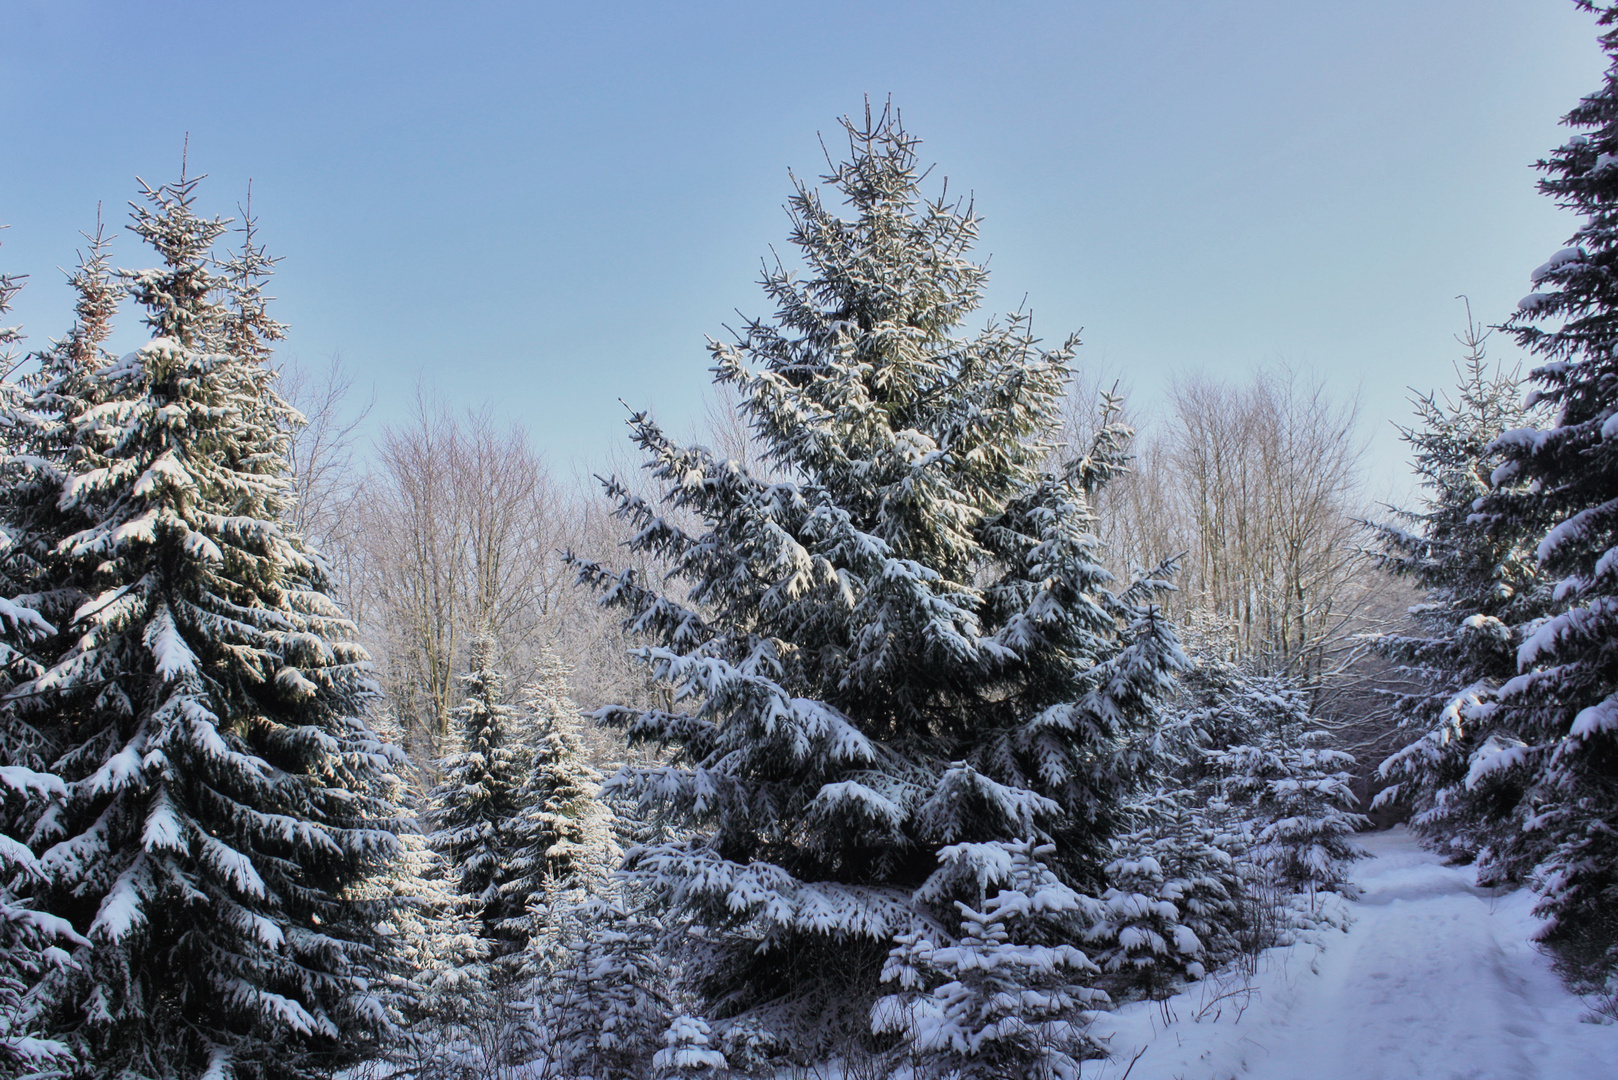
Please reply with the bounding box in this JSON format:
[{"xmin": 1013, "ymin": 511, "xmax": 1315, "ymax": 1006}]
[
  {"xmin": 1368, "ymin": 334, "xmax": 1553, "ymax": 868},
  {"xmin": 1480, "ymin": 1, "xmax": 1618, "ymax": 963},
  {"xmin": 429, "ymin": 636, "xmax": 522, "ymax": 952},
  {"xmin": 2, "ymin": 219, "xmax": 126, "ymax": 672},
  {"xmin": 0, "ymin": 171, "xmax": 405, "ymax": 1080},
  {"xmin": 571, "ymin": 105, "xmax": 1186, "ymax": 1046},
  {"xmin": 0, "ymin": 248, "xmax": 88, "ymax": 1077}
]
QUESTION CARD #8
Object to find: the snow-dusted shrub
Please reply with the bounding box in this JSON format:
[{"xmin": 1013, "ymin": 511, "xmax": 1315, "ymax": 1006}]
[
  {"xmin": 1087, "ymin": 789, "xmax": 1241, "ymax": 998},
  {"xmin": 873, "ymin": 840, "xmax": 1107, "ymax": 1080},
  {"xmin": 374, "ymin": 828, "xmax": 502, "ymax": 1080},
  {"xmin": 653, "ymin": 1014, "xmax": 728, "ymax": 1080},
  {"xmin": 1207, "ymin": 678, "xmax": 1368, "ymax": 903},
  {"xmin": 710, "ymin": 1017, "xmax": 785, "ymax": 1075},
  {"xmin": 529, "ymin": 895, "xmax": 670, "ymax": 1080}
]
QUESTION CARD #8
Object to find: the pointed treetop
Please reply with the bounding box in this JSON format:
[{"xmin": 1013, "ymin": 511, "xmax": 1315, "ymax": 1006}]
[
  {"xmin": 121, "ymin": 155, "xmax": 229, "ymax": 346},
  {"xmin": 50, "ymin": 208, "xmax": 126, "ymax": 374},
  {"xmin": 219, "ymin": 181, "xmax": 287, "ymax": 365}
]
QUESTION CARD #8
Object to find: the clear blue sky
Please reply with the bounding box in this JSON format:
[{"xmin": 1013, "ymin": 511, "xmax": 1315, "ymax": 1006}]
[{"xmin": 0, "ymin": 1, "xmax": 1607, "ymax": 494}]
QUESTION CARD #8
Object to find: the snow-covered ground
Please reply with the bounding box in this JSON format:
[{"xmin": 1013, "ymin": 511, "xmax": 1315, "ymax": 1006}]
[{"xmin": 1080, "ymin": 826, "xmax": 1618, "ymax": 1080}]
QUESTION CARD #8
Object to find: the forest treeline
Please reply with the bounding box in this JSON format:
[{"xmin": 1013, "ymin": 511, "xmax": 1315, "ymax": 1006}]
[{"xmin": 5, "ymin": 6, "xmax": 1618, "ymax": 1079}]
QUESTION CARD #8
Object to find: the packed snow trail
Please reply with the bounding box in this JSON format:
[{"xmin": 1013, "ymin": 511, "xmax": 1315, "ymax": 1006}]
[{"xmin": 1081, "ymin": 827, "xmax": 1618, "ymax": 1079}]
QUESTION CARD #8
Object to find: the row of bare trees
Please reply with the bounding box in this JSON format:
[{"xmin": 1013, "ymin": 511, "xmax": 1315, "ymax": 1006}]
[
  {"xmin": 280, "ymin": 355, "xmax": 1401, "ymax": 775},
  {"xmin": 279, "ymin": 360, "xmax": 663, "ymax": 769},
  {"xmin": 1075, "ymin": 367, "xmax": 1403, "ymax": 704}
]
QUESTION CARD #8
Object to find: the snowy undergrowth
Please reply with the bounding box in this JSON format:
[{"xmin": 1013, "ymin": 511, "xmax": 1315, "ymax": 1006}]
[{"xmin": 1077, "ymin": 827, "xmax": 1618, "ymax": 1080}]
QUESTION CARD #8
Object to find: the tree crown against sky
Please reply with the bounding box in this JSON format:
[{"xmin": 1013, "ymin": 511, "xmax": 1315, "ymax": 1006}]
[
  {"xmin": 573, "ymin": 103, "xmax": 1186, "ymax": 1042},
  {"xmin": 0, "ymin": 168, "xmax": 404, "ymax": 1080}
]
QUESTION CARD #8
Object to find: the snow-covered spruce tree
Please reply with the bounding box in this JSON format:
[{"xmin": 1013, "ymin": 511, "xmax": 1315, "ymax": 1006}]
[
  {"xmin": 1472, "ymin": 2, "xmax": 1618, "ymax": 970},
  {"xmin": 872, "ymin": 840, "xmax": 1107, "ymax": 1080},
  {"xmin": 530, "ymin": 894, "xmax": 671, "ymax": 1080},
  {"xmin": 1205, "ymin": 677, "xmax": 1367, "ymax": 903},
  {"xmin": 499, "ymin": 648, "xmax": 610, "ymax": 947},
  {"xmin": 0, "ymin": 171, "xmax": 404, "ymax": 1080},
  {"xmin": 355, "ymin": 710, "xmax": 494, "ymax": 1080},
  {"xmin": 0, "ymin": 235, "xmax": 98, "ymax": 1078},
  {"xmin": 380, "ymin": 831, "xmax": 502, "ymax": 1080},
  {"xmin": 429, "ymin": 636, "xmax": 523, "ymax": 954},
  {"xmin": 1, "ymin": 224, "xmax": 125, "ymax": 680},
  {"xmin": 1368, "ymin": 330, "xmax": 1553, "ymax": 868},
  {"xmin": 570, "ymin": 105, "xmax": 1186, "ymax": 1046},
  {"xmin": 1085, "ymin": 788, "xmax": 1240, "ymax": 999}
]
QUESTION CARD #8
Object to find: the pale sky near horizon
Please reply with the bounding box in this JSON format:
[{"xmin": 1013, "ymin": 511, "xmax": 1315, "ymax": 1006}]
[{"xmin": 1, "ymin": 1, "xmax": 1610, "ymax": 500}]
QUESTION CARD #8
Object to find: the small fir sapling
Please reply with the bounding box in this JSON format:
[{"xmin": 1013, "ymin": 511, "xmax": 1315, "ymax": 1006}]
[
  {"xmin": 499, "ymin": 647, "xmax": 612, "ymax": 947},
  {"xmin": 429, "ymin": 637, "xmax": 523, "ymax": 954},
  {"xmin": 872, "ymin": 839, "xmax": 1107, "ymax": 1080},
  {"xmin": 652, "ymin": 1015, "xmax": 729, "ymax": 1080},
  {"xmin": 533, "ymin": 895, "xmax": 671, "ymax": 1080},
  {"xmin": 1206, "ymin": 678, "xmax": 1368, "ymax": 903},
  {"xmin": 1086, "ymin": 788, "xmax": 1241, "ymax": 997},
  {"xmin": 356, "ymin": 708, "xmax": 495, "ymax": 1076},
  {"xmin": 378, "ymin": 831, "xmax": 496, "ymax": 1077}
]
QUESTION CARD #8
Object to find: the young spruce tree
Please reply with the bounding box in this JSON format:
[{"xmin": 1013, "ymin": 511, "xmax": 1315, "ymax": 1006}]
[
  {"xmin": 429, "ymin": 636, "xmax": 523, "ymax": 954},
  {"xmin": 500, "ymin": 648, "xmax": 610, "ymax": 943},
  {"xmin": 572, "ymin": 105, "xmax": 1186, "ymax": 1046},
  {"xmin": 1368, "ymin": 327, "xmax": 1553, "ymax": 869},
  {"xmin": 1, "ymin": 171, "xmax": 404, "ymax": 1080}
]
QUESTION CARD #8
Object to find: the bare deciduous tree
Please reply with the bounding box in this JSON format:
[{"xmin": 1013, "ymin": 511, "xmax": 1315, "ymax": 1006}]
[
  {"xmin": 278, "ymin": 353, "xmax": 373, "ymax": 604},
  {"xmin": 1072, "ymin": 365, "xmax": 1393, "ymax": 697},
  {"xmin": 351, "ymin": 394, "xmax": 561, "ymax": 758}
]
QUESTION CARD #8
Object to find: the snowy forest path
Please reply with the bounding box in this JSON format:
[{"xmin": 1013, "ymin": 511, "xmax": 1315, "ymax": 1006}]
[{"xmin": 1082, "ymin": 827, "xmax": 1618, "ymax": 1079}]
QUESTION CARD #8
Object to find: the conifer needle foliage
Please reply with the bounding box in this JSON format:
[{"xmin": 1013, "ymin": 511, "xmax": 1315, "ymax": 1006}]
[
  {"xmin": 571, "ymin": 104, "xmax": 1187, "ymax": 1045},
  {"xmin": 0, "ymin": 169, "xmax": 404, "ymax": 1080},
  {"xmin": 1477, "ymin": 0, "xmax": 1618, "ymax": 963}
]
